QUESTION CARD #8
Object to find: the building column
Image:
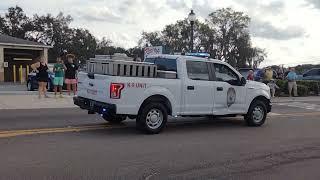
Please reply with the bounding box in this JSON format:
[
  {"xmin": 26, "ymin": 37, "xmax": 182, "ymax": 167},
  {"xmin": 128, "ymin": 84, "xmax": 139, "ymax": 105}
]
[
  {"xmin": 40, "ymin": 48, "xmax": 49, "ymax": 63},
  {"xmin": 0, "ymin": 46, "xmax": 4, "ymax": 82}
]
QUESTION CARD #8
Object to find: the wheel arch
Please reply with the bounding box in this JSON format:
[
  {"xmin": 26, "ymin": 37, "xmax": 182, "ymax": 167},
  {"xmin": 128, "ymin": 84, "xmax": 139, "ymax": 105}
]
[
  {"xmin": 138, "ymin": 94, "xmax": 173, "ymax": 116},
  {"xmin": 247, "ymin": 95, "xmax": 271, "ymax": 113}
]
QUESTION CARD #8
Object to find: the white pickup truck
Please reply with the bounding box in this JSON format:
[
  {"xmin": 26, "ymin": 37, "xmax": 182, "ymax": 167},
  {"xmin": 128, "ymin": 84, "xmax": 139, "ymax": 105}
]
[{"xmin": 74, "ymin": 55, "xmax": 272, "ymax": 134}]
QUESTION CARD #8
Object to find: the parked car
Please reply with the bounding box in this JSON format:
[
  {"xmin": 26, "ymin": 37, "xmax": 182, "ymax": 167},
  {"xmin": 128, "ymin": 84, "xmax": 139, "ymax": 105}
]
[
  {"xmin": 239, "ymin": 68, "xmax": 279, "ymax": 82},
  {"xmin": 27, "ymin": 70, "xmax": 55, "ymax": 91},
  {"xmin": 299, "ymin": 68, "xmax": 320, "ymax": 80},
  {"xmin": 238, "ymin": 68, "xmax": 263, "ymax": 81},
  {"xmin": 27, "ymin": 70, "xmax": 67, "ymax": 91}
]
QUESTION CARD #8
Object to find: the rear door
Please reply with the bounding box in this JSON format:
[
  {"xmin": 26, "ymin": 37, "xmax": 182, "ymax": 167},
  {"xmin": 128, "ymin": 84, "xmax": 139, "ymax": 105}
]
[
  {"xmin": 212, "ymin": 63, "xmax": 247, "ymax": 114},
  {"xmin": 182, "ymin": 60, "xmax": 214, "ymax": 115}
]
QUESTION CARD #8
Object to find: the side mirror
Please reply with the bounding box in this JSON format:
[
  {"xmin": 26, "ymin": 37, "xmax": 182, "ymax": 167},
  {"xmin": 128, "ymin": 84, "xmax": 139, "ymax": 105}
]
[{"xmin": 240, "ymin": 77, "xmax": 247, "ymax": 86}]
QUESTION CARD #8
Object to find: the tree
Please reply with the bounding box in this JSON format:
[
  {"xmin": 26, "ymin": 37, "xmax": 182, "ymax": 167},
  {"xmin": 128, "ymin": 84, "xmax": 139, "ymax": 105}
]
[
  {"xmin": 1, "ymin": 6, "xmax": 33, "ymax": 39},
  {"xmin": 138, "ymin": 19, "xmax": 216, "ymax": 54},
  {"xmin": 207, "ymin": 8, "xmax": 251, "ymax": 65},
  {"xmin": 0, "ymin": 16, "xmax": 7, "ymax": 34},
  {"xmin": 27, "ymin": 12, "xmax": 74, "ymax": 62},
  {"xmin": 138, "ymin": 31, "xmax": 163, "ymax": 47},
  {"xmin": 68, "ymin": 28, "xmax": 97, "ymax": 63}
]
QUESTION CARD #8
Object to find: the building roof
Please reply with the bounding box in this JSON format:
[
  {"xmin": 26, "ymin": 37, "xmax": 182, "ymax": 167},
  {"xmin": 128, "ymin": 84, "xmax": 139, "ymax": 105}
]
[{"xmin": 0, "ymin": 34, "xmax": 52, "ymax": 48}]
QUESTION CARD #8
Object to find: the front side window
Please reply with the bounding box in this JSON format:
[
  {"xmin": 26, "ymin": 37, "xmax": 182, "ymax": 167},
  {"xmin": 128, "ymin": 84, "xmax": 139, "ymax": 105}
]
[
  {"xmin": 186, "ymin": 61, "xmax": 210, "ymax": 81},
  {"xmin": 214, "ymin": 63, "xmax": 239, "ymax": 85}
]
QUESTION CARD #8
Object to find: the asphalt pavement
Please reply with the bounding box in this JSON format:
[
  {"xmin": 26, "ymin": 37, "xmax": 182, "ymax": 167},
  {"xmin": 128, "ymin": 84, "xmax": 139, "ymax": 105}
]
[{"xmin": 1, "ymin": 100, "xmax": 320, "ymax": 180}]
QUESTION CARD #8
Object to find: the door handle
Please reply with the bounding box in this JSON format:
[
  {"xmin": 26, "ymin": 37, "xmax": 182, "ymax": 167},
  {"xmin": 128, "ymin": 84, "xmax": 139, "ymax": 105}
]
[
  {"xmin": 217, "ymin": 87, "xmax": 223, "ymax": 91},
  {"xmin": 187, "ymin": 86, "xmax": 195, "ymax": 90}
]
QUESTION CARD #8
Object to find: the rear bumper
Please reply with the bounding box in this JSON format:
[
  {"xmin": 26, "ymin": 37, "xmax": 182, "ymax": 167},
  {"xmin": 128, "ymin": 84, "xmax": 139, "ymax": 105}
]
[{"xmin": 73, "ymin": 96, "xmax": 116, "ymax": 114}]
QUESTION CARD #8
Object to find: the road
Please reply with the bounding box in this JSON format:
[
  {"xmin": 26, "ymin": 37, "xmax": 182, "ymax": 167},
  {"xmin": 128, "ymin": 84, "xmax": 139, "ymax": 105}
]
[{"xmin": 1, "ymin": 100, "xmax": 320, "ymax": 180}]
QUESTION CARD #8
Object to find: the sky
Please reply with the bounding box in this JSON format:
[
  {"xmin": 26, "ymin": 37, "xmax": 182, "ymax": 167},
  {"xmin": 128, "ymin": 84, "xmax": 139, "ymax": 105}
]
[{"xmin": 1, "ymin": 0, "xmax": 320, "ymax": 66}]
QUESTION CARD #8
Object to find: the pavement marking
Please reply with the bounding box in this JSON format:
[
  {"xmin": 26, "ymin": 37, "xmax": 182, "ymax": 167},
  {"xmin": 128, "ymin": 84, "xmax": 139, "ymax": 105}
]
[
  {"xmin": 268, "ymin": 112, "xmax": 282, "ymax": 116},
  {"xmin": 1, "ymin": 111, "xmax": 320, "ymax": 139},
  {"xmin": 0, "ymin": 124, "xmax": 124, "ymax": 139},
  {"xmin": 276, "ymin": 102, "xmax": 320, "ymax": 111},
  {"xmin": 268, "ymin": 111, "xmax": 320, "ymax": 118}
]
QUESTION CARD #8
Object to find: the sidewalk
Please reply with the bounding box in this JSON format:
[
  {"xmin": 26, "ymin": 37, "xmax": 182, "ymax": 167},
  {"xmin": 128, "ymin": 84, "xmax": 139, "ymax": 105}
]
[
  {"xmin": 0, "ymin": 82, "xmax": 27, "ymax": 92},
  {"xmin": 0, "ymin": 94, "xmax": 76, "ymax": 110}
]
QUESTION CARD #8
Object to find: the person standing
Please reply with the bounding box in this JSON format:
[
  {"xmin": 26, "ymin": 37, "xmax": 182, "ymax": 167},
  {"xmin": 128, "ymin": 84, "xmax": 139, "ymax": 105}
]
[
  {"xmin": 53, "ymin": 57, "xmax": 66, "ymax": 98},
  {"xmin": 286, "ymin": 67, "xmax": 298, "ymax": 97},
  {"xmin": 64, "ymin": 54, "xmax": 78, "ymax": 96},
  {"xmin": 264, "ymin": 67, "xmax": 273, "ymax": 83},
  {"xmin": 267, "ymin": 79, "xmax": 280, "ymax": 98},
  {"xmin": 247, "ymin": 70, "xmax": 254, "ymax": 80},
  {"xmin": 31, "ymin": 57, "xmax": 49, "ymax": 99}
]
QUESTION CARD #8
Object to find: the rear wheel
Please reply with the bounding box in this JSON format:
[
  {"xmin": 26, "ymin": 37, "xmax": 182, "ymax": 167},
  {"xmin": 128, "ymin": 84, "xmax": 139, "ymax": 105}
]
[
  {"xmin": 136, "ymin": 102, "xmax": 168, "ymax": 134},
  {"xmin": 245, "ymin": 100, "xmax": 267, "ymax": 126},
  {"xmin": 102, "ymin": 114, "xmax": 126, "ymax": 124}
]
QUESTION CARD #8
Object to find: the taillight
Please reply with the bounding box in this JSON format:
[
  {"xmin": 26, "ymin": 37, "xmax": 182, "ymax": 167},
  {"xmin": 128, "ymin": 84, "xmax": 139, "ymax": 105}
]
[{"xmin": 110, "ymin": 83, "xmax": 124, "ymax": 99}]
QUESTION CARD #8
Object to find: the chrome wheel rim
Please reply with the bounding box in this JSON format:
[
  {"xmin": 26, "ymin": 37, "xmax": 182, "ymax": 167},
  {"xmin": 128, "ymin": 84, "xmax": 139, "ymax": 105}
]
[
  {"xmin": 252, "ymin": 106, "xmax": 264, "ymax": 123},
  {"xmin": 146, "ymin": 109, "xmax": 163, "ymax": 129}
]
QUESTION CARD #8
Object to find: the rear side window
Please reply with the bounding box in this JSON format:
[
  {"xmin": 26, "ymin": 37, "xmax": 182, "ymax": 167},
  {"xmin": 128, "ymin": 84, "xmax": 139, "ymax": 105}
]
[
  {"xmin": 186, "ymin": 61, "xmax": 210, "ymax": 81},
  {"xmin": 145, "ymin": 58, "xmax": 177, "ymax": 72}
]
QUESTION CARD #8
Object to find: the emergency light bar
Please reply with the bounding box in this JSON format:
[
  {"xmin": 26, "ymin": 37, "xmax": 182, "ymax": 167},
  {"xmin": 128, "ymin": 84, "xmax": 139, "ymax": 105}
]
[{"xmin": 184, "ymin": 53, "xmax": 210, "ymax": 58}]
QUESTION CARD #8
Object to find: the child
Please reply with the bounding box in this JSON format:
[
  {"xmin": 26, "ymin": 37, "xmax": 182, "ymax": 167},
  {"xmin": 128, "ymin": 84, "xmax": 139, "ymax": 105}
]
[
  {"xmin": 267, "ymin": 79, "xmax": 279, "ymax": 98},
  {"xmin": 53, "ymin": 57, "xmax": 66, "ymax": 98}
]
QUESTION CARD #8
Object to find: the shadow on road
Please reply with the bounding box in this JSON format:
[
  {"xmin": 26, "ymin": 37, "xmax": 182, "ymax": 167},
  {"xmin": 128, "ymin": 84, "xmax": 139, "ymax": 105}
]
[{"xmin": 81, "ymin": 117, "xmax": 250, "ymax": 137}]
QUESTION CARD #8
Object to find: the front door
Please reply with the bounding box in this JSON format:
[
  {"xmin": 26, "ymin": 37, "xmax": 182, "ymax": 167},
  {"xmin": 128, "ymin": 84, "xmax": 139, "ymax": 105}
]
[
  {"xmin": 182, "ymin": 61, "xmax": 214, "ymax": 115},
  {"xmin": 213, "ymin": 63, "xmax": 246, "ymax": 115}
]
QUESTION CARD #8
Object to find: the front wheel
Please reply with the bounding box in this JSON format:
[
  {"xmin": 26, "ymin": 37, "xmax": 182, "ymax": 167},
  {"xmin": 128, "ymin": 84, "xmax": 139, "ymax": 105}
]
[
  {"xmin": 136, "ymin": 103, "xmax": 168, "ymax": 134},
  {"xmin": 245, "ymin": 100, "xmax": 267, "ymax": 127}
]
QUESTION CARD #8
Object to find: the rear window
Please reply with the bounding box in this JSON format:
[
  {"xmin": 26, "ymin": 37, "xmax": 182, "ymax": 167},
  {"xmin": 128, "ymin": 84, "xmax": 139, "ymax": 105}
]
[{"xmin": 145, "ymin": 58, "xmax": 177, "ymax": 72}]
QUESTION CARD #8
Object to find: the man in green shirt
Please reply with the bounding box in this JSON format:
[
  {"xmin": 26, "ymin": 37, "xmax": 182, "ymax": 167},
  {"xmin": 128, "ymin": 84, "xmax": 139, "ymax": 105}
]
[{"xmin": 53, "ymin": 57, "xmax": 67, "ymax": 98}]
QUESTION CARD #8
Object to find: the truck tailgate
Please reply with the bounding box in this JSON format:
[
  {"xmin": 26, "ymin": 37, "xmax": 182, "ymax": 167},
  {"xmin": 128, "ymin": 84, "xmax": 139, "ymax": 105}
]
[{"xmin": 77, "ymin": 72, "xmax": 111, "ymax": 103}]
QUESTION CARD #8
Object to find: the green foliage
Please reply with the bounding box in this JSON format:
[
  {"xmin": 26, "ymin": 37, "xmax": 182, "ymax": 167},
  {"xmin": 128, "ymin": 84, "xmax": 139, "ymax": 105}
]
[
  {"xmin": 0, "ymin": 6, "xmax": 33, "ymax": 39},
  {"xmin": 297, "ymin": 80, "xmax": 320, "ymax": 95},
  {"xmin": 297, "ymin": 85, "xmax": 309, "ymax": 96},
  {"xmin": 276, "ymin": 80, "xmax": 320, "ymax": 96},
  {"xmin": 138, "ymin": 8, "xmax": 267, "ymax": 68}
]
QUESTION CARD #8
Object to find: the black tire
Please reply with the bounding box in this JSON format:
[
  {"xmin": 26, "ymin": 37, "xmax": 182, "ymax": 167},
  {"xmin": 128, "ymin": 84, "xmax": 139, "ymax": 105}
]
[
  {"xmin": 245, "ymin": 100, "xmax": 267, "ymax": 127},
  {"xmin": 102, "ymin": 114, "xmax": 126, "ymax": 124},
  {"xmin": 27, "ymin": 81, "xmax": 34, "ymax": 91},
  {"xmin": 136, "ymin": 103, "xmax": 168, "ymax": 134},
  {"xmin": 128, "ymin": 115, "xmax": 137, "ymax": 120}
]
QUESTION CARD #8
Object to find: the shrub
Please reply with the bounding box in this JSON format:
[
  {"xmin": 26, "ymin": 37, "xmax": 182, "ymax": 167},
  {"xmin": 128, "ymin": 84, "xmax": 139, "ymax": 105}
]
[
  {"xmin": 297, "ymin": 85, "xmax": 309, "ymax": 96},
  {"xmin": 275, "ymin": 80, "xmax": 320, "ymax": 96},
  {"xmin": 297, "ymin": 80, "xmax": 320, "ymax": 95}
]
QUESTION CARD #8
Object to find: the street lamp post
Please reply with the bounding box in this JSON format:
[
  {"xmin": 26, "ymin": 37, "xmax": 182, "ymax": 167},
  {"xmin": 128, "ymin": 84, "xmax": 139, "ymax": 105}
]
[{"xmin": 188, "ymin": 10, "xmax": 196, "ymax": 53}]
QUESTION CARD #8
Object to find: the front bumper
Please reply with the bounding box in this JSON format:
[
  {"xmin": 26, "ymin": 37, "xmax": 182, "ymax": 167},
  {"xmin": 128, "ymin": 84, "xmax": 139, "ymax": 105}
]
[{"xmin": 73, "ymin": 96, "xmax": 116, "ymax": 115}]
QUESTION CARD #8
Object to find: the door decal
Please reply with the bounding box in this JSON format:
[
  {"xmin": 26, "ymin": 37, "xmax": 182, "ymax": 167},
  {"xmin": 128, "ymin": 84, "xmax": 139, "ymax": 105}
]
[{"xmin": 227, "ymin": 87, "xmax": 236, "ymax": 107}]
